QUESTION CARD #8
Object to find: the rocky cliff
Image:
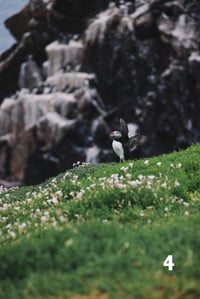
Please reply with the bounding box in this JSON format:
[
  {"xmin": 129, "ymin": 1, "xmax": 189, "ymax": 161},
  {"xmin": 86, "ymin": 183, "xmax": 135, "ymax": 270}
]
[{"xmin": 0, "ymin": 0, "xmax": 200, "ymax": 185}]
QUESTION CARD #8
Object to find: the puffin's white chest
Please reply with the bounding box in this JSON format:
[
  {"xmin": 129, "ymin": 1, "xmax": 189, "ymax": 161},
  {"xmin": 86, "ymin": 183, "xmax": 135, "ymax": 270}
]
[{"xmin": 112, "ymin": 140, "xmax": 124, "ymax": 161}]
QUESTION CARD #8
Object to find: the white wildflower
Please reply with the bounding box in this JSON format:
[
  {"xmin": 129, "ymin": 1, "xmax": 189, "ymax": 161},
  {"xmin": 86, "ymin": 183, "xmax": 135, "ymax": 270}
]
[
  {"xmin": 55, "ymin": 190, "xmax": 63, "ymax": 198},
  {"xmin": 157, "ymin": 162, "xmax": 162, "ymax": 167},
  {"xmin": 52, "ymin": 221, "xmax": 57, "ymax": 227},
  {"xmin": 176, "ymin": 163, "xmax": 182, "ymax": 168},
  {"xmin": 126, "ymin": 173, "xmax": 132, "ymax": 179},
  {"xmin": 59, "ymin": 215, "xmax": 68, "ymax": 223},
  {"xmin": 8, "ymin": 230, "xmax": 16, "ymax": 239},
  {"xmin": 171, "ymin": 198, "xmax": 176, "ymax": 203},
  {"xmin": 26, "ymin": 198, "xmax": 32, "ymax": 204},
  {"xmin": 174, "ymin": 180, "xmax": 180, "ymax": 187},
  {"xmin": 63, "ymin": 172, "xmax": 70, "ymax": 180},
  {"xmin": 144, "ymin": 160, "xmax": 149, "ymax": 166},
  {"xmin": 14, "ymin": 206, "xmax": 20, "ymax": 210},
  {"xmin": 140, "ymin": 210, "xmax": 145, "ymax": 217},
  {"xmin": 76, "ymin": 189, "xmax": 85, "ymax": 200},
  {"xmin": 19, "ymin": 223, "xmax": 27, "ymax": 232},
  {"xmin": 161, "ymin": 182, "xmax": 167, "ymax": 188},
  {"xmin": 2, "ymin": 217, "xmax": 8, "ymax": 222},
  {"xmin": 65, "ymin": 239, "xmax": 74, "ymax": 247},
  {"xmin": 35, "ymin": 208, "xmax": 41, "ymax": 215},
  {"xmin": 123, "ymin": 242, "xmax": 130, "ymax": 249},
  {"xmin": 99, "ymin": 177, "xmax": 107, "ymax": 181},
  {"xmin": 121, "ymin": 166, "xmax": 128, "ymax": 172},
  {"xmin": 47, "ymin": 197, "xmax": 58, "ymax": 205},
  {"xmin": 2, "ymin": 203, "xmax": 9, "ymax": 210},
  {"xmin": 129, "ymin": 180, "xmax": 140, "ymax": 187},
  {"xmin": 41, "ymin": 215, "xmax": 48, "ymax": 222},
  {"xmin": 19, "ymin": 222, "xmax": 26, "ymax": 229},
  {"xmin": 117, "ymin": 183, "xmax": 127, "ymax": 189},
  {"xmin": 146, "ymin": 181, "xmax": 152, "ymax": 188},
  {"xmin": 178, "ymin": 199, "xmax": 184, "ymax": 204},
  {"xmin": 70, "ymin": 175, "xmax": 79, "ymax": 185},
  {"xmin": 71, "ymin": 180, "xmax": 77, "ymax": 185}
]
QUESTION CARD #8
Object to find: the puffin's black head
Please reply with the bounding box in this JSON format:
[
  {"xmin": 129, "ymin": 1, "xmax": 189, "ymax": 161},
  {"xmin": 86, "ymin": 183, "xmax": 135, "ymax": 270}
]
[{"xmin": 109, "ymin": 130, "xmax": 122, "ymax": 141}]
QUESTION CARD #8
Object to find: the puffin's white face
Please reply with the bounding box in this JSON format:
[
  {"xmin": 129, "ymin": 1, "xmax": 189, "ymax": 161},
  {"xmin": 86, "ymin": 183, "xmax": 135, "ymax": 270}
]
[{"xmin": 109, "ymin": 130, "xmax": 122, "ymax": 140}]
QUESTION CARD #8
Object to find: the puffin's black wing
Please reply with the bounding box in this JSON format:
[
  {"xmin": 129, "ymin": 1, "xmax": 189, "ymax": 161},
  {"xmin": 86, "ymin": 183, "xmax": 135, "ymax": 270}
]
[
  {"xmin": 127, "ymin": 135, "xmax": 147, "ymax": 152},
  {"xmin": 127, "ymin": 135, "xmax": 141, "ymax": 152},
  {"xmin": 119, "ymin": 118, "xmax": 129, "ymax": 142}
]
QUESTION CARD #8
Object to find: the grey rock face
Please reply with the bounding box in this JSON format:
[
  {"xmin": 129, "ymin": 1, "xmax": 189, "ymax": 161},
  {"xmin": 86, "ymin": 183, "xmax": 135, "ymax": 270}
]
[{"xmin": 83, "ymin": 1, "xmax": 200, "ymax": 155}]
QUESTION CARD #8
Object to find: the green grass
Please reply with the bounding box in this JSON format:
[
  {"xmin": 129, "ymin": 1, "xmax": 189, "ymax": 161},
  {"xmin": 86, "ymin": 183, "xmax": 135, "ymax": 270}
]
[{"xmin": 0, "ymin": 143, "xmax": 200, "ymax": 299}]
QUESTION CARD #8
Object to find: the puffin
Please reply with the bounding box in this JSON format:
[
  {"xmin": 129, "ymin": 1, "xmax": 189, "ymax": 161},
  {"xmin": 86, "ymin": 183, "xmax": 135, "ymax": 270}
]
[{"xmin": 109, "ymin": 118, "xmax": 146, "ymax": 162}]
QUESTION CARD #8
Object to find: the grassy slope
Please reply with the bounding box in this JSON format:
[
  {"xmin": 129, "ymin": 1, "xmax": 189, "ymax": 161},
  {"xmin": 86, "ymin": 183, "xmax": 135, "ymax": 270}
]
[{"xmin": 0, "ymin": 144, "xmax": 200, "ymax": 299}]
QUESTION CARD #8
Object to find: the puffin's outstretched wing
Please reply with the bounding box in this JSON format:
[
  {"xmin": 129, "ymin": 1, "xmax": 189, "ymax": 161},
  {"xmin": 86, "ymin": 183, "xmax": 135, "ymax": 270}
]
[
  {"xmin": 119, "ymin": 118, "xmax": 129, "ymax": 142},
  {"xmin": 127, "ymin": 135, "xmax": 141, "ymax": 152},
  {"xmin": 127, "ymin": 135, "xmax": 147, "ymax": 152}
]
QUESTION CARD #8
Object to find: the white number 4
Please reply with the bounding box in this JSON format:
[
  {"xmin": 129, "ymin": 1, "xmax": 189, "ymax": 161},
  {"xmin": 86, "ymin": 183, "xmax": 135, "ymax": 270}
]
[{"xmin": 163, "ymin": 255, "xmax": 175, "ymax": 271}]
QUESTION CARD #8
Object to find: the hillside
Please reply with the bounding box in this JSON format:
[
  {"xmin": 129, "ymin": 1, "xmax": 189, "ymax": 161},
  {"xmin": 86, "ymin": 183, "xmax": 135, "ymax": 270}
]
[{"xmin": 0, "ymin": 143, "xmax": 200, "ymax": 298}]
